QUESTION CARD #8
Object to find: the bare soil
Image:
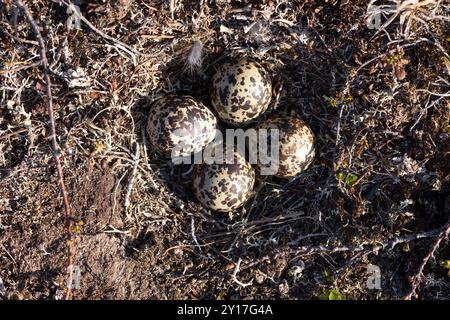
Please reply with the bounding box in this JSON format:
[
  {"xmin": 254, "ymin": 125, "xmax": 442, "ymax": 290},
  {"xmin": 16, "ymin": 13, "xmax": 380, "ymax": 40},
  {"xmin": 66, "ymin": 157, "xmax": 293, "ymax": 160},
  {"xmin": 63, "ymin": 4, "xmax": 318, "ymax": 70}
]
[{"xmin": 0, "ymin": 0, "xmax": 449, "ymax": 300}]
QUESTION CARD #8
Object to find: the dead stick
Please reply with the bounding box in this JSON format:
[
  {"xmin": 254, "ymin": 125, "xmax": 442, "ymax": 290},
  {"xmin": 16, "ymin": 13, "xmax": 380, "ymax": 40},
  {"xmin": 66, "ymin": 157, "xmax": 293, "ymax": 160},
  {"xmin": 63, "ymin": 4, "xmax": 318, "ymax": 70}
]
[
  {"xmin": 242, "ymin": 223, "xmax": 448, "ymax": 271},
  {"xmin": 124, "ymin": 143, "xmax": 139, "ymax": 209},
  {"xmin": 52, "ymin": 0, "xmax": 171, "ymax": 59},
  {"xmin": 54, "ymin": 0, "xmax": 137, "ymax": 59},
  {"xmin": 0, "ymin": 61, "xmax": 41, "ymax": 75},
  {"xmin": 0, "ymin": 128, "xmax": 28, "ymax": 141},
  {"xmin": 404, "ymin": 219, "xmax": 450, "ymax": 300},
  {"xmin": 14, "ymin": 0, "xmax": 75, "ymax": 300}
]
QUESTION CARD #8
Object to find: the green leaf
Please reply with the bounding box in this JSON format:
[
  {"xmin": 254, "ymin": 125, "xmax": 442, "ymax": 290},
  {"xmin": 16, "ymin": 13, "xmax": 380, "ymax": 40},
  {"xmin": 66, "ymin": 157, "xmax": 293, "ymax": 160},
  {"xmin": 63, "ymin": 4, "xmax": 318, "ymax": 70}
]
[
  {"xmin": 328, "ymin": 289, "xmax": 346, "ymax": 300},
  {"xmin": 337, "ymin": 172, "xmax": 359, "ymax": 189},
  {"xmin": 318, "ymin": 288, "xmax": 346, "ymax": 300},
  {"xmin": 344, "ymin": 173, "xmax": 359, "ymax": 187}
]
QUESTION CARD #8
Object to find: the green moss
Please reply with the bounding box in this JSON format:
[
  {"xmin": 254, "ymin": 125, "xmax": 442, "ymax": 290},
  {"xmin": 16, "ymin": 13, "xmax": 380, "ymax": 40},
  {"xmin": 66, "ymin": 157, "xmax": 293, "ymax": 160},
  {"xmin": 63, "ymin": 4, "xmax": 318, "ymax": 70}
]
[{"xmin": 387, "ymin": 48, "xmax": 405, "ymax": 65}]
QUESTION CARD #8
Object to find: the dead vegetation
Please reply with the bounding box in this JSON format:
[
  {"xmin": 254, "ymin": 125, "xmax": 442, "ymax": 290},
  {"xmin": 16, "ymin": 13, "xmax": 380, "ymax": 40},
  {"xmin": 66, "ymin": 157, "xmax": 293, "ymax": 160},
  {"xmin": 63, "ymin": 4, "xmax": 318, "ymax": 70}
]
[{"xmin": 0, "ymin": 0, "xmax": 449, "ymax": 300}]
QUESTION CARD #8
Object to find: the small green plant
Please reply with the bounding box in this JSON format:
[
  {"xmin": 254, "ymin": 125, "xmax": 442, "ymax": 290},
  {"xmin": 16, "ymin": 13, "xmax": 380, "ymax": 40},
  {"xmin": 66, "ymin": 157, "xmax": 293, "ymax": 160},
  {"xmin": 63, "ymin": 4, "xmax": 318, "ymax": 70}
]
[
  {"xmin": 73, "ymin": 220, "xmax": 84, "ymax": 234},
  {"xmin": 319, "ymin": 270, "xmax": 346, "ymax": 300},
  {"xmin": 319, "ymin": 288, "xmax": 346, "ymax": 300},
  {"xmin": 337, "ymin": 171, "xmax": 359, "ymax": 189}
]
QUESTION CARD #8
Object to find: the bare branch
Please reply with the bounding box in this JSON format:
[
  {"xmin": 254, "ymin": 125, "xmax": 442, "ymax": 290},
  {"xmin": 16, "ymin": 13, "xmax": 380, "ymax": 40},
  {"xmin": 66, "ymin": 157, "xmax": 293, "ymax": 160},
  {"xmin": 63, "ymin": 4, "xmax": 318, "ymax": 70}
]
[
  {"xmin": 243, "ymin": 222, "xmax": 449, "ymax": 271},
  {"xmin": 13, "ymin": 0, "xmax": 75, "ymax": 300},
  {"xmin": 404, "ymin": 220, "xmax": 450, "ymax": 300}
]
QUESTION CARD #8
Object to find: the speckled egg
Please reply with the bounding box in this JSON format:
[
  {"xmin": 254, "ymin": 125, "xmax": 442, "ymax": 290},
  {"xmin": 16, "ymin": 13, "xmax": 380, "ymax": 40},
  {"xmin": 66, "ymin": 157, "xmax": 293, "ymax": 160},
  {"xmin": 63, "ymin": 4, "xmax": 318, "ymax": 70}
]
[
  {"xmin": 192, "ymin": 151, "xmax": 255, "ymax": 212},
  {"xmin": 257, "ymin": 116, "xmax": 315, "ymax": 177},
  {"xmin": 147, "ymin": 95, "xmax": 218, "ymax": 158},
  {"xmin": 210, "ymin": 57, "xmax": 272, "ymax": 125}
]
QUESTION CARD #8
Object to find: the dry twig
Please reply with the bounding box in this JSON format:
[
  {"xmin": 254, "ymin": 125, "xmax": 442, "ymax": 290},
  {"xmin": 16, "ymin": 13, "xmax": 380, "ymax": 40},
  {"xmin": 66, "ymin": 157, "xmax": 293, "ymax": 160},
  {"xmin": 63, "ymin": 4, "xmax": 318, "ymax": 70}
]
[
  {"xmin": 13, "ymin": 0, "xmax": 75, "ymax": 300},
  {"xmin": 51, "ymin": 0, "xmax": 172, "ymax": 62},
  {"xmin": 124, "ymin": 143, "xmax": 140, "ymax": 209},
  {"xmin": 243, "ymin": 223, "xmax": 450, "ymax": 272},
  {"xmin": 232, "ymin": 258, "xmax": 253, "ymax": 288},
  {"xmin": 0, "ymin": 128, "xmax": 28, "ymax": 141},
  {"xmin": 403, "ymin": 219, "xmax": 450, "ymax": 300},
  {"xmin": 0, "ymin": 61, "xmax": 41, "ymax": 75}
]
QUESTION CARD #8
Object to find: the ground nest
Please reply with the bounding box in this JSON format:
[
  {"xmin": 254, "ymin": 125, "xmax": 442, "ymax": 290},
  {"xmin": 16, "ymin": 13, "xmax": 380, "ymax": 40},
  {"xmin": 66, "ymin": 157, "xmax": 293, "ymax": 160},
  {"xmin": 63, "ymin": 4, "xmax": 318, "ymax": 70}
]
[{"xmin": 0, "ymin": 0, "xmax": 449, "ymax": 299}]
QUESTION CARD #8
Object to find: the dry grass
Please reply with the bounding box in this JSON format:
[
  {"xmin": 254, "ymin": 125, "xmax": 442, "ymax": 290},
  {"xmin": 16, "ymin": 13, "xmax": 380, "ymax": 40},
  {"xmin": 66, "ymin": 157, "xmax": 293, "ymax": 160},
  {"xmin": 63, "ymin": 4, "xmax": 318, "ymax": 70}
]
[{"xmin": 0, "ymin": 0, "xmax": 449, "ymax": 300}]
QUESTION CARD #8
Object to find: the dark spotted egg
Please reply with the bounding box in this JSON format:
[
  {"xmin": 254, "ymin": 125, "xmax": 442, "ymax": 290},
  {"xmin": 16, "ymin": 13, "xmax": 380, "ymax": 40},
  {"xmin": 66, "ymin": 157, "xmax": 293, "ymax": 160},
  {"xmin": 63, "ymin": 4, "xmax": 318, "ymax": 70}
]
[
  {"xmin": 147, "ymin": 95, "xmax": 218, "ymax": 158},
  {"xmin": 257, "ymin": 116, "xmax": 315, "ymax": 177},
  {"xmin": 210, "ymin": 57, "xmax": 272, "ymax": 125},
  {"xmin": 192, "ymin": 151, "xmax": 255, "ymax": 212}
]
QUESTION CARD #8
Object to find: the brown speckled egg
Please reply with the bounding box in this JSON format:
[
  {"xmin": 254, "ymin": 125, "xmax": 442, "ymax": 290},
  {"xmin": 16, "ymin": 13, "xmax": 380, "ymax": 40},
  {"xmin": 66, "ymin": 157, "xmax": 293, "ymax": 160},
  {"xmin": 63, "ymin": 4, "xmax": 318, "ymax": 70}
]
[
  {"xmin": 147, "ymin": 95, "xmax": 218, "ymax": 158},
  {"xmin": 210, "ymin": 57, "xmax": 272, "ymax": 125},
  {"xmin": 257, "ymin": 116, "xmax": 315, "ymax": 177},
  {"xmin": 192, "ymin": 151, "xmax": 255, "ymax": 212}
]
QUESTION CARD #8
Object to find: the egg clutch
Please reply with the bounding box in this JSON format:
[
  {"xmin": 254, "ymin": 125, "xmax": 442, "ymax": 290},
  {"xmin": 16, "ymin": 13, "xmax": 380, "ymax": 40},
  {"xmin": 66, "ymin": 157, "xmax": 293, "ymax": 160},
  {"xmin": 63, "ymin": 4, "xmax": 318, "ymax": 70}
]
[{"xmin": 146, "ymin": 56, "xmax": 316, "ymax": 212}]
